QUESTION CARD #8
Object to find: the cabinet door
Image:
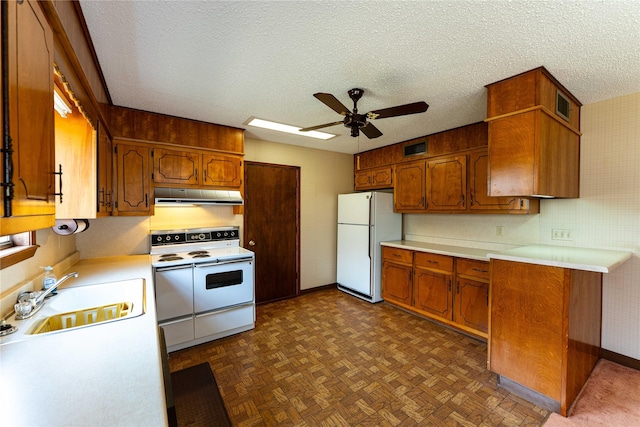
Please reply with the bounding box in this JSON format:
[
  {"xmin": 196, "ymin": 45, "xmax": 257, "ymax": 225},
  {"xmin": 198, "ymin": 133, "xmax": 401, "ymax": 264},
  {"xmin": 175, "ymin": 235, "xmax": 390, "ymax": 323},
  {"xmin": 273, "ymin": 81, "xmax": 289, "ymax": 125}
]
[
  {"xmin": 1, "ymin": 0, "xmax": 55, "ymax": 233},
  {"xmin": 97, "ymin": 121, "xmax": 113, "ymax": 216},
  {"xmin": 381, "ymin": 261, "xmax": 412, "ymax": 306},
  {"xmin": 114, "ymin": 143, "xmax": 151, "ymax": 214},
  {"xmin": 468, "ymin": 150, "xmax": 538, "ymax": 213},
  {"xmin": 201, "ymin": 153, "xmax": 242, "ymax": 188},
  {"xmin": 54, "ymin": 103, "xmax": 97, "ymax": 219},
  {"xmin": 454, "ymin": 277, "xmax": 488, "ymax": 334},
  {"xmin": 426, "ymin": 155, "xmax": 466, "ymax": 211},
  {"xmin": 394, "ymin": 161, "xmax": 426, "ymax": 212},
  {"xmin": 354, "ymin": 169, "xmax": 372, "ymax": 190},
  {"xmin": 153, "ymin": 147, "xmax": 200, "ymax": 186},
  {"xmin": 413, "ymin": 267, "xmax": 453, "ymax": 320},
  {"xmin": 354, "ymin": 166, "xmax": 392, "ymax": 190}
]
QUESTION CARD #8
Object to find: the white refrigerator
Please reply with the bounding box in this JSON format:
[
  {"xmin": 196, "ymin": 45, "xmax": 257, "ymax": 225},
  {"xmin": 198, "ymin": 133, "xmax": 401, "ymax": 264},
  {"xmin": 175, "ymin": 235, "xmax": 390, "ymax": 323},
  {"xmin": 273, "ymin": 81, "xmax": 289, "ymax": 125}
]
[{"xmin": 337, "ymin": 192, "xmax": 402, "ymax": 303}]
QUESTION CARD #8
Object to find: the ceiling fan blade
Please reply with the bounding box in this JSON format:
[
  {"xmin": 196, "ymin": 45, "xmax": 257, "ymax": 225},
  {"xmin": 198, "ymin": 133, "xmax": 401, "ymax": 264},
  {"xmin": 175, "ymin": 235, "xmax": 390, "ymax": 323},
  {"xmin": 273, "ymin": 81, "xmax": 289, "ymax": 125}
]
[
  {"xmin": 360, "ymin": 121, "xmax": 382, "ymax": 139},
  {"xmin": 367, "ymin": 101, "xmax": 429, "ymax": 120},
  {"xmin": 313, "ymin": 93, "xmax": 351, "ymax": 116},
  {"xmin": 299, "ymin": 121, "xmax": 344, "ymax": 132}
]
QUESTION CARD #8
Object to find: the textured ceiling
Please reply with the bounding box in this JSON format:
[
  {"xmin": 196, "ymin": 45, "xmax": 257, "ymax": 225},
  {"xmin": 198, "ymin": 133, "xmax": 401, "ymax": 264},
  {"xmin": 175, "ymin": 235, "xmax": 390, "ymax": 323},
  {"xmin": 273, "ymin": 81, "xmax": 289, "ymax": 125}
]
[{"xmin": 79, "ymin": 0, "xmax": 640, "ymax": 155}]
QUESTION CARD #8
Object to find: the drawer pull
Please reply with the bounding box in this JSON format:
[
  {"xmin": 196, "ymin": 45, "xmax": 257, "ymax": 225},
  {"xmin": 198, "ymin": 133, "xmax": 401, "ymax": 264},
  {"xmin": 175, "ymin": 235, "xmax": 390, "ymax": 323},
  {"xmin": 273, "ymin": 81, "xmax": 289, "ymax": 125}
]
[{"xmin": 472, "ymin": 268, "xmax": 489, "ymax": 273}]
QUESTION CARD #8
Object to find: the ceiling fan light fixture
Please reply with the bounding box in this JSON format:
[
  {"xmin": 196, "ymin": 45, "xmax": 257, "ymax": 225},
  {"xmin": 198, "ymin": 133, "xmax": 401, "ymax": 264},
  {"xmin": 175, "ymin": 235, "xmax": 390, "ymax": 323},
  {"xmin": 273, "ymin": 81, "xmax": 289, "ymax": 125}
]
[{"xmin": 245, "ymin": 117, "xmax": 336, "ymax": 140}]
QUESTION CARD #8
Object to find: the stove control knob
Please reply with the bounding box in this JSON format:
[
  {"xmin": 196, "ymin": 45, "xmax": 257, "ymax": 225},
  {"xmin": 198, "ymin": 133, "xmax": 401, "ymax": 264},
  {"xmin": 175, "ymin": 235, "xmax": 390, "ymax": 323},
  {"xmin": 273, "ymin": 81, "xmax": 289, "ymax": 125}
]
[
  {"xmin": 223, "ymin": 232, "xmax": 229, "ymax": 237},
  {"xmin": 216, "ymin": 232, "xmax": 221, "ymax": 238},
  {"xmin": 198, "ymin": 233, "xmax": 205, "ymax": 240},
  {"xmin": 156, "ymin": 236, "xmax": 162, "ymax": 242}
]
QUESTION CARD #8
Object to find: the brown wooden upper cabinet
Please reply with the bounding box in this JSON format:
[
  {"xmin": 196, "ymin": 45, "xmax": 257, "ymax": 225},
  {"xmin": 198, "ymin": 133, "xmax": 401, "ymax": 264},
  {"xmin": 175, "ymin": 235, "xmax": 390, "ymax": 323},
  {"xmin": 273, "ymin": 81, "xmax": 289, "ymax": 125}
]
[
  {"xmin": 114, "ymin": 141, "xmax": 152, "ymax": 215},
  {"xmin": 354, "ymin": 166, "xmax": 393, "ymax": 190},
  {"xmin": 153, "ymin": 148, "xmax": 242, "ymax": 189},
  {"xmin": 153, "ymin": 147, "xmax": 200, "ymax": 186},
  {"xmin": 468, "ymin": 150, "xmax": 539, "ymax": 214},
  {"xmin": 426, "ymin": 155, "xmax": 466, "ymax": 211},
  {"xmin": 1, "ymin": 0, "xmax": 56, "ymax": 235},
  {"xmin": 394, "ymin": 160, "xmax": 427, "ymax": 212},
  {"xmin": 485, "ymin": 67, "xmax": 581, "ymax": 198}
]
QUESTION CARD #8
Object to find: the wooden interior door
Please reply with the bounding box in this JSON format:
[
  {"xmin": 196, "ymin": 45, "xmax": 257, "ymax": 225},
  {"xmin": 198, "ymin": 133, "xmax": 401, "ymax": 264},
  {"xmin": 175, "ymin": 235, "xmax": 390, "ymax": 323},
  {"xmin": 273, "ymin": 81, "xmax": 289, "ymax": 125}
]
[{"xmin": 244, "ymin": 162, "xmax": 299, "ymax": 304}]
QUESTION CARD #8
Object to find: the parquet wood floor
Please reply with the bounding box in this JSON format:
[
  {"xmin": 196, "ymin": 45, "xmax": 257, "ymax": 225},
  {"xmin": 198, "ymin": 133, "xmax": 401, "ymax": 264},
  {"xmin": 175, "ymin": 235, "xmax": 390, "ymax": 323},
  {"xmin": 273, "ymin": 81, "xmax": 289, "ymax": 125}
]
[{"xmin": 169, "ymin": 288, "xmax": 549, "ymax": 426}]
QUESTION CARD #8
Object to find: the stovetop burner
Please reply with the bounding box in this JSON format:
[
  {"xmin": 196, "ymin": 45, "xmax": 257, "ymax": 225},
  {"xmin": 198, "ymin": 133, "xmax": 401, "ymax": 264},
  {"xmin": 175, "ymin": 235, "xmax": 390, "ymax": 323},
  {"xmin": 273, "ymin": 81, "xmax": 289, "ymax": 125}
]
[
  {"xmin": 188, "ymin": 251, "xmax": 209, "ymax": 255},
  {"xmin": 158, "ymin": 256, "xmax": 183, "ymax": 262}
]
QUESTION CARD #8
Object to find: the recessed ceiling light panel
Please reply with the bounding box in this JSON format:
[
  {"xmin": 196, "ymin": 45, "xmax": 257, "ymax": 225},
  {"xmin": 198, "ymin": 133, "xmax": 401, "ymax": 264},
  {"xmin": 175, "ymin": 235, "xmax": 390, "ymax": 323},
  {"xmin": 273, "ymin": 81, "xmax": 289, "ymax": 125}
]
[{"xmin": 244, "ymin": 117, "xmax": 336, "ymax": 140}]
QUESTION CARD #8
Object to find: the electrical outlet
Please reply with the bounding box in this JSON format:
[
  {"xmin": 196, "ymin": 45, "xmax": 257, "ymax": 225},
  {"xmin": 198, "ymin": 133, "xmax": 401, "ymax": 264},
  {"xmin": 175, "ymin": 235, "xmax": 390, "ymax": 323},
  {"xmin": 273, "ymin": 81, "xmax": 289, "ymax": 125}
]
[
  {"xmin": 496, "ymin": 226, "xmax": 504, "ymax": 236},
  {"xmin": 552, "ymin": 229, "xmax": 574, "ymax": 241}
]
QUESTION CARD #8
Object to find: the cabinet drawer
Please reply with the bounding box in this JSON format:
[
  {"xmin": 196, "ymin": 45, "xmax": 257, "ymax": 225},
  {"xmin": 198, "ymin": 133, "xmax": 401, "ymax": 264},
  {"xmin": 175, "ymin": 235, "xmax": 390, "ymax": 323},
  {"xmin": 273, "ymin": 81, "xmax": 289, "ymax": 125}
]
[
  {"xmin": 457, "ymin": 259, "xmax": 490, "ymax": 281},
  {"xmin": 382, "ymin": 247, "xmax": 413, "ymax": 265},
  {"xmin": 414, "ymin": 252, "xmax": 453, "ymax": 272}
]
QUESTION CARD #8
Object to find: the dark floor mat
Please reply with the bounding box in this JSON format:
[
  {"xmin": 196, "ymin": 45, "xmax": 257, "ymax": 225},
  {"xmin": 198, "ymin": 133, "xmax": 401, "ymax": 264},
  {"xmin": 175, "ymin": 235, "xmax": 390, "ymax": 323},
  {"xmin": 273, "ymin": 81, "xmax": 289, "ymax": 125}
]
[{"xmin": 171, "ymin": 362, "xmax": 232, "ymax": 427}]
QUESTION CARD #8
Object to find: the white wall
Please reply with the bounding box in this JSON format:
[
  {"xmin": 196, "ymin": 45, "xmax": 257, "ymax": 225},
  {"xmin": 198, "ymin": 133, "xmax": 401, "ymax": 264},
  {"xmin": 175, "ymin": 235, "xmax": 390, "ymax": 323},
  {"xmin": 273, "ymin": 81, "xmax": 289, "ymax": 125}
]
[{"xmin": 405, "ymin": 92, "xmax": 640, "ymax": 359}]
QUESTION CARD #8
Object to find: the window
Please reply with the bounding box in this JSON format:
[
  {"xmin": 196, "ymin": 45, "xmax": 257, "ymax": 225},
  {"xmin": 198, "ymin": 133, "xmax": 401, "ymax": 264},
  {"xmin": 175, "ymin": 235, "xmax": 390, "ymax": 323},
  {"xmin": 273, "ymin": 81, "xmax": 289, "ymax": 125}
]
[
  {"xmin": 0, "ymin": 232, "xmax": 38, "ymax": 270},
  {"xmin": 0, "ymin": 235, "xmax": 11, "ymax": 249}
]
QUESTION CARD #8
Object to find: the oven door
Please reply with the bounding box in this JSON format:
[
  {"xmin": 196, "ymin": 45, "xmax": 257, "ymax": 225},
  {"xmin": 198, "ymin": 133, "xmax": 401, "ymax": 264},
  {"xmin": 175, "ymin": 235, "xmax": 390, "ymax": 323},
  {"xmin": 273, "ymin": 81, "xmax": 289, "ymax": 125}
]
[
  {"xmin": 193, "ymin": 258, "xmax": 254, "ymax": 313},
  {"xmin": 154, "ymin": 265, "xmax": 194, "ymax": 321}
]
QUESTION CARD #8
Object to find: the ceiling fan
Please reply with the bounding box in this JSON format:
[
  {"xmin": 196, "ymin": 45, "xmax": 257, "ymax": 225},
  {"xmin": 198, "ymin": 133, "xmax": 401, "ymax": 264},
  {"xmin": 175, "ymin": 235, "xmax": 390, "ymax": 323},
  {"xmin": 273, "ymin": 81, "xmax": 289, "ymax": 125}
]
[{"xmin": 300, "ymin": 88, "xmax": 429, "ymax": 139}]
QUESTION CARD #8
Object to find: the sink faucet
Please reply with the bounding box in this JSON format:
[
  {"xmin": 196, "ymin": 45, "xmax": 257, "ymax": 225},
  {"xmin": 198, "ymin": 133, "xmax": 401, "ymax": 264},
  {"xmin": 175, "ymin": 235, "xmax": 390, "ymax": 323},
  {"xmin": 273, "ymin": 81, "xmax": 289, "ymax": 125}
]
[
  {"xmin": 35, "ymin": 272, "xmax": 79, "ymax": 305},
  {"xmin": 14, "ymin": 272, "xmax": 79, "ymax": 320}
]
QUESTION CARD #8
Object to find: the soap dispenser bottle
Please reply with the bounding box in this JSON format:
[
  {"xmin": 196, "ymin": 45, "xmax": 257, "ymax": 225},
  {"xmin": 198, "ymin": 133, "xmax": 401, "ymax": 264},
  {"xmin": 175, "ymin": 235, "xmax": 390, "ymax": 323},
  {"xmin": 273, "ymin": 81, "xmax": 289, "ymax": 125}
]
[{"xmin": 41, "ymin": 266, "xmax": 57, "ymax": 296}]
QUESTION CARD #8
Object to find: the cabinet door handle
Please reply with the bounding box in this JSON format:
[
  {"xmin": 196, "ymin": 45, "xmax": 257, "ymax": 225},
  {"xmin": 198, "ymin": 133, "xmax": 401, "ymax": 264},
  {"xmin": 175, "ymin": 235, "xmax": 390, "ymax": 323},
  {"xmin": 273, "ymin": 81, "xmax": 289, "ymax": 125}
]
[
  {"xmin": 448, "ymin": 280, "xmax": 451, "ymax": 292},
  {"xmin": 52, "ymin": 164, "xmax": 63, "ymax": 203},
  {"xmin": 145, "ymin": 193, "xmax": 148, "ymax": 207}
]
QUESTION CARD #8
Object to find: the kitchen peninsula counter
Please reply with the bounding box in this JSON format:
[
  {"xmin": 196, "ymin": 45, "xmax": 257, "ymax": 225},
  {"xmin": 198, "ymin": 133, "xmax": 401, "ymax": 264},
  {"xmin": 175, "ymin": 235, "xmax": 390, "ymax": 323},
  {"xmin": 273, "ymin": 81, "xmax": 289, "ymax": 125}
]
[
  {"xmin": 487, "ymin": 244, "xmax": 632, "ymax": 273},
  {"xmin": 0, "ymin": 255, "xmax": 168, "ymax": 427}
]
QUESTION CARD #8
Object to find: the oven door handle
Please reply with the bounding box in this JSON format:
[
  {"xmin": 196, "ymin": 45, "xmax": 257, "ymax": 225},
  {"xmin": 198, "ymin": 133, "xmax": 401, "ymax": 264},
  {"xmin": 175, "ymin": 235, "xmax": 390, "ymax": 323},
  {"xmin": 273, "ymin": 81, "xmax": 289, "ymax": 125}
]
[
  {"xmin": 194, "ymin": 257, "xmax": 253, "ymax": 268},
  {"xmin": 155, "ymin": 265, "xmax": 193, "ymax": 272}
]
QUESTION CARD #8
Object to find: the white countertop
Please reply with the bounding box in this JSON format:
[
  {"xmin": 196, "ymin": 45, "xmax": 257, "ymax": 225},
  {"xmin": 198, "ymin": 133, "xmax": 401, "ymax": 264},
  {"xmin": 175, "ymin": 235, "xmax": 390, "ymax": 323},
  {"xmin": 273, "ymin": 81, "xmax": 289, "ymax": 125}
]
[
  {"xmin": 487, "ymin": 244, "xmax": 632, "ymax": 273},
  {"xmin": 381, "ymin": 240, "xmax": 492, "ymax": 261},
  {"xmin": 382, "ymin": 241, "xmax": 632, "ymax": 273},
  {"xmin": 0, "ymin": 255, "xmax": 168, "ymax": 427}
]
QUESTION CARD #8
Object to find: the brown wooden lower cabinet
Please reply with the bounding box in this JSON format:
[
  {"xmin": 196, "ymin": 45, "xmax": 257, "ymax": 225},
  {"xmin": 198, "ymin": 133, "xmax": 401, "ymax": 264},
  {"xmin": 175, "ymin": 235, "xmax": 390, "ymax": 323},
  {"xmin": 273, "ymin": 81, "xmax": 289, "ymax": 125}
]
[
  {"xmin": 489, "ymin": 259, "xmax": 602, "ymax": 415},
  {"xmin": 381, "ymin": 246, "xmax": 489, "ymax": 339},
  {"xmin": 381, "ymin": 247, "xmax": 413, "ymax": 306}
]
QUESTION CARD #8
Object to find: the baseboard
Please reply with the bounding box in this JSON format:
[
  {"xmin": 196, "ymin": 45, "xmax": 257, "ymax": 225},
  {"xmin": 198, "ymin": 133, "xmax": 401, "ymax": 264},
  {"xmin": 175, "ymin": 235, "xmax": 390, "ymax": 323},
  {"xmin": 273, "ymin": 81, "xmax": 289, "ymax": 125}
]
[
  {"xmin": 497, "ymin": 375, "xmax": 561, "ymax": 414},
  {"xmin": 602, "ymin": 349, "xmax": 640, "ymax": 370},
  {"xmin": 299, "ymin": 283, "xmax": 337, "ymax": 295}
]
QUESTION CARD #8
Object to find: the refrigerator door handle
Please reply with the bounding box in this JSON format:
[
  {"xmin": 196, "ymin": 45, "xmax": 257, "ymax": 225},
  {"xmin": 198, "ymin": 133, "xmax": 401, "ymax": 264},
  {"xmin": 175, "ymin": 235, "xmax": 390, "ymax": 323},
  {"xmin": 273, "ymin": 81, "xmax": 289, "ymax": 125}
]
[{"xmin": 369, "ymin": 226, "xmax": 373, "ymax": 259}]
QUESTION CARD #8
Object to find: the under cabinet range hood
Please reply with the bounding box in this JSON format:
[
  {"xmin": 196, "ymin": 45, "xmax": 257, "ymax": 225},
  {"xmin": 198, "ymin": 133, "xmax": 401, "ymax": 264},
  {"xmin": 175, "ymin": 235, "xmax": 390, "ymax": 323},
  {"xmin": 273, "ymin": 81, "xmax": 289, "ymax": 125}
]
[{"xmin": 154, "ymin": 188, "xmax": 244, "ymax": 206}]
